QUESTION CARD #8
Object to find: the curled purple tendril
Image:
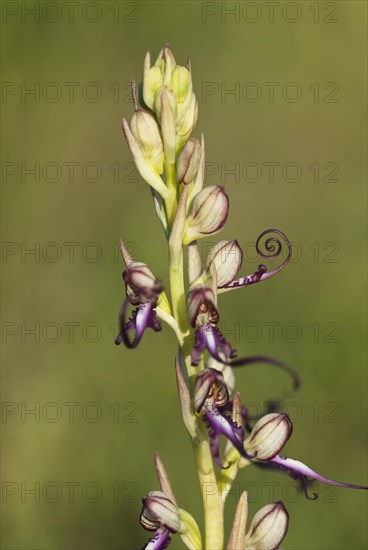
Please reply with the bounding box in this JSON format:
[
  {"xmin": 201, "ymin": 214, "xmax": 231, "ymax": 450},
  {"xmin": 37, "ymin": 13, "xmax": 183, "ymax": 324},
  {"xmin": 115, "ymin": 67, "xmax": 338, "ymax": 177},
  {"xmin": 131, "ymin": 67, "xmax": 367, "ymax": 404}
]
[
  {"xmin": 223, "ymin": 228, "xmax": 292, "ymax": 289},
  {"xmin": 229, "ymin": 355, "xmax": 301, "ymax": 396}
]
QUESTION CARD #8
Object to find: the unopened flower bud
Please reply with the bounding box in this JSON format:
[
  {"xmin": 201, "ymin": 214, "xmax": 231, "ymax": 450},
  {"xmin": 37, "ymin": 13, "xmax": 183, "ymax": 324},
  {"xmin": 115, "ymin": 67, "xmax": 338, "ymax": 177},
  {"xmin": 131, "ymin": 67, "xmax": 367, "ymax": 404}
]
[
  {"xmin": 177, "ymin": 138, "xmax": 201, "ymax": 184},
  {"xmin": 171, "ymin": 65, "xmax": 191, "ymax": 104},
  {"xmin": 130, "ymin": 109, "xmax": 164, "ymax": 174},
  {"xmin": 245, "ymin": 413, "xmax": 292, "ymax": 460},
  {"xmin": 206, "ymin": 240, "xmax": 243, "ymax": 287},
  {"xmin": 124, "ymin": 262, "xmax": 163, "ymax": 304},
  {"xmin": 187, "ymin": 284, "xmax": 218, "ymax": 328},
  {"xmin": 155, "ymin": 86, "xmax": 177, "ymax": 120},
  {"xmin": 143, "ymin": 63, "xmax": 163, "ymax": 110},
  {"xmin": 244, "ymin": 501, "xmax": 289, "ymax": 550},
  {"xmin": 183, "ymin": 185, "xmax": 229, "ymax": 244},
  {"xmin": 155, "ymin": 87, "xmax": 177, "ymax": 164},
  {"xmin": 140, "ymin": 491, "xmax": 180, "ymax": 533},
  {"xmin": 176, "ymin": 93, "xmax": 198, "ymax": 145}
]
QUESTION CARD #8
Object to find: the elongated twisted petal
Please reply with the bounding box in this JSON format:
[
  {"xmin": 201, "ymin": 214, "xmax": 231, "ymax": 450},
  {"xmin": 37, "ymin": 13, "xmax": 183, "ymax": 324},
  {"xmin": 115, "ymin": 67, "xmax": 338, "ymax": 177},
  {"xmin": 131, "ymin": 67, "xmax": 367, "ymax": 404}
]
[
  {"xmin": 269, "ymin": 456, "xmax": 368, "ymax": 499},
  {"xmin": 244, "ymin": 501, "xmax": 289, "ymax": 550},
  {"xmin": 143, "ymin": 526, "xmax": 171, "ymax": 550},
  {"xmin": 244, "ymin": 413, "xmax": 293, "ymax": 460},
  {"xmin": 222, "ymin": 229, "xmax": 292, "ymax": 291},
  {"xmin": 230, "ymin": 355, "xmax": 301, "ymax": 395},
  {"xmin": 115, "ymin": 298, "xmax": 161, "ymax": 348}
]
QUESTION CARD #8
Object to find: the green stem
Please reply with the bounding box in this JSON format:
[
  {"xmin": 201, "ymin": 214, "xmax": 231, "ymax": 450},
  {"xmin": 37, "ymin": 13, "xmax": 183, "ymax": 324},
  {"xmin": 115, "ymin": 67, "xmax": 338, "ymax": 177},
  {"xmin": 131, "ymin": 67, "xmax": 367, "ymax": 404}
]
[
  {"xmin": 165, "ymin": 162, "xmax": 178, "ymax": 229},
  {"xmin": 168, "ymin": 217, "xmax": 224, "ymax": 550}
]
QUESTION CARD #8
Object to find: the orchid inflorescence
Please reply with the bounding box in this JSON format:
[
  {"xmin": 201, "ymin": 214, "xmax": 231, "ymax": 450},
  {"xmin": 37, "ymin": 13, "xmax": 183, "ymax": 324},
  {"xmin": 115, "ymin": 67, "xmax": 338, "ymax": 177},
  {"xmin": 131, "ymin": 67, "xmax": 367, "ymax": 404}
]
[{"xmin": 116, "ymin": 45, "xmax": 367, "ymax": 550}]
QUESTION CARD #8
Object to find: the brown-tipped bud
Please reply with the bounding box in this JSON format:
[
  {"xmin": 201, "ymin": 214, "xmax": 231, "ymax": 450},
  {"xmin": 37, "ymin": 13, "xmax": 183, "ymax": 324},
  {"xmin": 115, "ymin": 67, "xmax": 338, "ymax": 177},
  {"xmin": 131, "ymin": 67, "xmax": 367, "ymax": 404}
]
[
  {"xmin": 130, "ymin": 109, "xmax": 164, "ymax": 174},
  {"xmin": 140, "ymin": 491, "xmax": 181, "ymax": 533},
  {"xmin": 193, "ymin": 368, "xmax": 229, "ymax": 413},
  {"xmin": 244, "ymin": 501, "xmax": 289, "ymax": 550},
  {"xmin": 206, "ymin": 240, "xmax": 243, "ymax": 288},
  {"xmin": 183, "ymin": 186, "xmax": 229, "ymax": 244},
  {"xmin": 187, "ymin": 284, "xmax": 219, "ymax": 328},
  {"xmin": 177, "ymin": 138, "xmax": 201, "ymax": 185},
  {"xmin": 124, "ymin": 262, "xmax": 162, "ymax": 304},
  {"xmin": 245, "ymin": 413, "xmax": 292, "ymax": 461}
]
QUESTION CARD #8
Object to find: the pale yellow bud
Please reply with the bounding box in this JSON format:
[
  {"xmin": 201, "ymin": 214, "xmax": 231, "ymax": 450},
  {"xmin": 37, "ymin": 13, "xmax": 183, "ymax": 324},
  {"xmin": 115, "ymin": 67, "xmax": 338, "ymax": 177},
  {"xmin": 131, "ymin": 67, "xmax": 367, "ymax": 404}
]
[
  {"xmin": 140, "ymin": 491, "xmax": 181, "ymax": 533},
  {"xmin": 245, "ymin": 413, "xmax": 292, "ymax": 460},
  {"xmin": 183, "ymin": 185, "xmax": 229, "ymax": 244},
  {"xmin": 177, "ymin": 138, "xmax": 201, "ymax": 184},
  {"xmin": 206, "ymin": 240, "xmax": 243, "ymax": 287},
  {"xmin": 155, "ymin": 87, "xmax": 177, "ymax": 165},
  {"xmin": 244, "ymin": 501, "xmax": 289, "ymax": 550},
  {"xmin": 171, "ymin": 65, "xmax": 191, "ymax": 104},
  {"xmin": 176, "ymin": 93, "xmax": 198, "ymax": 144},
  {"xmin": 130, "ymin": 109, "xmax": 164, "ymax": 174}
]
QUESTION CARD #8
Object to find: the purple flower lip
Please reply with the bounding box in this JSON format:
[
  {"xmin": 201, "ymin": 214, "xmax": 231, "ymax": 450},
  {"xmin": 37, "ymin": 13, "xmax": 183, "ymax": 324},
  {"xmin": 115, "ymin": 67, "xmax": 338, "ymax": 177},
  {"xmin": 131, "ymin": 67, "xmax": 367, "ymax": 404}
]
[
  {"xmin": 116, "ymin": 261, "xmax": 163, "ymax": 349},
  {"xmin": 115, "ymin": 298, "xmax": 161, "ymax": 349},
  {"xmin": 203, "ymin": 403, "xmax": 256, "ymax": 468},
  {"xmin": 191, "ymin": 323, "xmax": 237, "ymax": 366},
  {"xmin": 142, "ymin": 526, "xmax": 171, "ymax": 550}
]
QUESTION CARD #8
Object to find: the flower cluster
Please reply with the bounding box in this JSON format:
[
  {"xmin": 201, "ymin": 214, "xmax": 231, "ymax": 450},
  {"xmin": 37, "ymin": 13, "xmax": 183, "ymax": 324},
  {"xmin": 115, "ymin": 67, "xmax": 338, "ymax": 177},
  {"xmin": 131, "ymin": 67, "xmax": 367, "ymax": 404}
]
[{"xmin": 116, "ymin": 45, "xmax": 367, "ymax": 550}]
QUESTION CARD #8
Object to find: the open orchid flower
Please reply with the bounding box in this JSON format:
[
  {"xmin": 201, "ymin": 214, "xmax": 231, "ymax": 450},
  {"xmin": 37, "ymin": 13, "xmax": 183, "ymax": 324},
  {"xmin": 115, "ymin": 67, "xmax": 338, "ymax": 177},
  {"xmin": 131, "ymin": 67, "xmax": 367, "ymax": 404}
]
[
  {"xmin": 219, "ymin": 228, "xmax": 292, "ymax": 292},
  {"xmin": 243, "ymin": 412, "xmax": 368, "ymax": 500},
  {"xmin": 194, "ymin": 368, "xmax": 255, "ymax": 467},
  {"xmin": 140, "ymin": 490, "xmax": 180, "ymax": 550},
  {"xmin": 115, "ymin": 241, "xmax": 163, "ymax": 349},
  {"xmin": 187, "ymin": 284, "xmax": 236, "ymax": 365}
]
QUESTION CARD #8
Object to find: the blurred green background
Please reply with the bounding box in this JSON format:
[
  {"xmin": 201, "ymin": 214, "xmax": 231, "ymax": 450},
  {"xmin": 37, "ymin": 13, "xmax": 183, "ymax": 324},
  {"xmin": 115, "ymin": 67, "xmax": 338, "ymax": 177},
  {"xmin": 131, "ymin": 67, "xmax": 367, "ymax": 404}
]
[{"xmin": 1, "ymin": 1, "xmax": 367, "ymax": 549}]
